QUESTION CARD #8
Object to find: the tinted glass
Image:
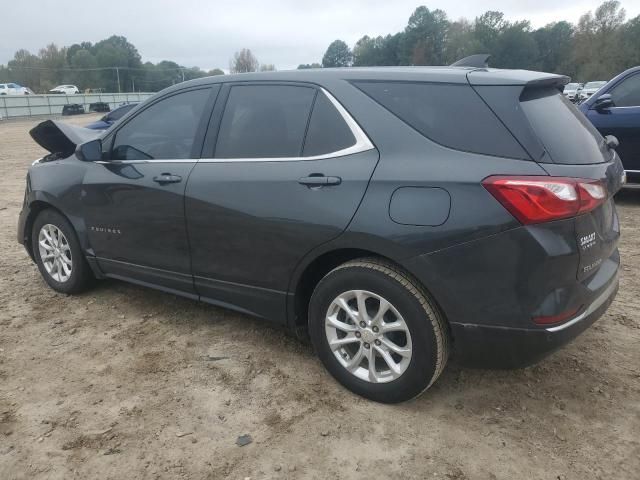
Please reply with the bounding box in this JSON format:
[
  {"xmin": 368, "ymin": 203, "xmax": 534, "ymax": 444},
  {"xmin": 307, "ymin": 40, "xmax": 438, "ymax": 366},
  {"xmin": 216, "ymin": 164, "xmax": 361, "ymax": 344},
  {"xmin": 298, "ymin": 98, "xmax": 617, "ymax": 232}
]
[
  {"xmin": 215, "ymin": 85, "xmax": 315, "ymax": 158},
  {"xmin": 354, "ymin": 81, "xmax": 527, "ymax": 159},
  {"xmin": 303, "ymin": 92, "xmax": 355, "ymax": 156},
  {"xmin": 112, "ymin": 88, "xmax": 210, "ymax": 160},
  {"xmin": 611, "ymin": 74, "xmax": 640, "ymax": 107},
  {"xmin": 520, "ymin": 88, "xmax": 606, "ymax": 164},
  {"xmin": 109, "ymin": 103, "xmax": 136, "ymax": 121}
]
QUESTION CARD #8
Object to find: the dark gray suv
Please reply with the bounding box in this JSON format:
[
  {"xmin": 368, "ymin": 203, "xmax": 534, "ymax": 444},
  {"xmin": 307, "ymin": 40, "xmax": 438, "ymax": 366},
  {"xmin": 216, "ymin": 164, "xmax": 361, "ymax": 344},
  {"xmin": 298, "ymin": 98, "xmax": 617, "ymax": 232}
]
[{"xmin": 18, "ymin": 66, "xmax": 624, "ymax": 403}]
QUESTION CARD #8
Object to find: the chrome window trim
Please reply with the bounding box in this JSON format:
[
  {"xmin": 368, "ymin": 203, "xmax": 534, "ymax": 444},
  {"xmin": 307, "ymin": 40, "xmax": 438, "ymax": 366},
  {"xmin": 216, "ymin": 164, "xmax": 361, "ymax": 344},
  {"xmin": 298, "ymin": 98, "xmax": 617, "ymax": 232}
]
[
  {"xmin": 545, "ymin": 273, "xmax": 619, "ymax": 333},
  {"xmin": 98, "ymin": 87, "xmax": 374, "ymax": 165}
]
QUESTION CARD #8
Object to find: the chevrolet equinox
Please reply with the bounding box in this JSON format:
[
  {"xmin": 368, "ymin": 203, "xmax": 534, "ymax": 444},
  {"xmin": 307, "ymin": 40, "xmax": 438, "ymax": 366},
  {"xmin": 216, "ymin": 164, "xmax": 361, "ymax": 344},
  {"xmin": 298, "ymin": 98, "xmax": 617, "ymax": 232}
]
[{"xmin": 18, "ymin": 64, "xmax": 624, "ymax": 403}]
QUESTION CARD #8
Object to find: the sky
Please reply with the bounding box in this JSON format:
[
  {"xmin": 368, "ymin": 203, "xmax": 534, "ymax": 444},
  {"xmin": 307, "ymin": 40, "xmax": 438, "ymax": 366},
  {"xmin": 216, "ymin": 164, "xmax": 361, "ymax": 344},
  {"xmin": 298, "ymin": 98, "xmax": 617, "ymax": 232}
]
[{"xmin": 2, "ymin": 0, "xmax": 640, "ymax": 71}]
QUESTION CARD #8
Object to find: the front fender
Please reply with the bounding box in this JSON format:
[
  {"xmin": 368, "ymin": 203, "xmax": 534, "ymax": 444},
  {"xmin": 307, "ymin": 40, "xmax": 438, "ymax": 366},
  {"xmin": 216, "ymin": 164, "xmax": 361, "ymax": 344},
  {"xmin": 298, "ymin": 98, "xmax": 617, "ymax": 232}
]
[{"xmin": 21, "ymin": 158, "xmax": 93, "ymax": 257}]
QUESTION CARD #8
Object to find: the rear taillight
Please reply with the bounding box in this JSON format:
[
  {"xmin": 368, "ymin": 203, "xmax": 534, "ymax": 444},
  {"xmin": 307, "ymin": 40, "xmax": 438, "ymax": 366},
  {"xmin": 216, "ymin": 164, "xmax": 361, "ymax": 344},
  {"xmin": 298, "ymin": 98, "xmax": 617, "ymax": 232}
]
[{"xmin": 482, "ymin": 176, "xmax": 607, "ymax": 225}]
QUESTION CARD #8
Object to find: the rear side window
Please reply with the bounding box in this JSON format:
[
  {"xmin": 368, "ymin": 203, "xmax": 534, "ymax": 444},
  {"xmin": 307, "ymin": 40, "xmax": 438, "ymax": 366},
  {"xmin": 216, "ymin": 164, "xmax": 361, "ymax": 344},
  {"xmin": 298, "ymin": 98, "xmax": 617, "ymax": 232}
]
[
  {"xmin": 610, "ymin": 74, "xmax": 640, "ymax": 107},
  {"xmin": 112, "ymin": 88, "xmax": 211, "ymax": 160},
  {"xmin": 353, "ymin": 81, "xmax": 528, "ymax": 159},
  {"xmin": 215, "ymin": 85, "xmax": 316, "ymax": 158},
  {"xmin": 303, "ymin": 92, "xmax": 355, "ymax": 156},
  {"xmin": 520, "ymin": 88, "xmax": 606, "ymax": 164}
]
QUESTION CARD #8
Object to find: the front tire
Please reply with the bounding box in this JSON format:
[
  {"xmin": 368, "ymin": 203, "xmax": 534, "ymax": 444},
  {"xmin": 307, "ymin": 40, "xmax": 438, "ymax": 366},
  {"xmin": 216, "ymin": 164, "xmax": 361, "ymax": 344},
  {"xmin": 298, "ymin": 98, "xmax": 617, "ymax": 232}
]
[
  {"xmin": 31, "ymin": 209, "xmax": 94, "ymax": 294},
  {"xmin": 309, "ymin": 258, "xmax": 449, "ymax": 403}
]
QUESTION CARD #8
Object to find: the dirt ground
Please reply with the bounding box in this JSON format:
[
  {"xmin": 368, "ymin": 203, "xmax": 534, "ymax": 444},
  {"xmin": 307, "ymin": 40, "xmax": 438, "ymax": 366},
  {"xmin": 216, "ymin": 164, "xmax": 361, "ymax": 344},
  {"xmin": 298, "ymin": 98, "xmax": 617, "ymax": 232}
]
[{"xmin": 0, "ymin": 114, "xmax": 639, "ymax": 480}]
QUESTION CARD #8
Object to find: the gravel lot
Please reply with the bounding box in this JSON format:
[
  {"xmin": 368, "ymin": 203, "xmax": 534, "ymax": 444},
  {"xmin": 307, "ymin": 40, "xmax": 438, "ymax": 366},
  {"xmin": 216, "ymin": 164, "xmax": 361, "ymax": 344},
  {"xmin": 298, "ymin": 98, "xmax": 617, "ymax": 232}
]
[{"xmin": 1, "ymin": 115, "xmax": 639, "ymax": 480}]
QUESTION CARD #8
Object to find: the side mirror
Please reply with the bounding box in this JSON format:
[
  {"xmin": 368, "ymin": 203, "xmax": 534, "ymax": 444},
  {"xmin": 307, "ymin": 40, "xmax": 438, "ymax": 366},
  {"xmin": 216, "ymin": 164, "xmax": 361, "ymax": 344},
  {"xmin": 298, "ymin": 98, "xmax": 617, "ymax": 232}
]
[
  {"xmin": 76, "ymin": 139, "xmax": 103, "ymax": 162},
  {"xmin": 593, "ymin": 94, "xmax": 614, "ymax": 111},
  {"xmin": 604, "ymin": 135, "xmax": 619, "ymax": 150}
]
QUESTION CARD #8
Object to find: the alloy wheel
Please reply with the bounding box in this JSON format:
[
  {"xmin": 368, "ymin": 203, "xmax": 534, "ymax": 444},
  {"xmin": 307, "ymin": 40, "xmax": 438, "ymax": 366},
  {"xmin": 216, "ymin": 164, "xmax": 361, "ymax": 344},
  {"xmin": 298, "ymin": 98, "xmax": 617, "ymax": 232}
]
[
  {"xmin": 38, "ymin": 224, "xmax": 73, "ymax": 283},
  {"xmin": 325, "ymin": 290, "xmax": 412, "ymax": 383}
]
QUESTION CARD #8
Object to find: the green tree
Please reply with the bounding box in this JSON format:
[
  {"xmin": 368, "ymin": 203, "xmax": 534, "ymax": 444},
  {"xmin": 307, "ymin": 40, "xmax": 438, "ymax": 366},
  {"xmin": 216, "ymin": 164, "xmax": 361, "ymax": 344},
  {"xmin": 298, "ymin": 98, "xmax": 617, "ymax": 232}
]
[
  {"xmin": 92, "ymin": 36, "xmax": 142, "ymax": 92},
  {"xmin": 7, "ymin": 49, "xmax": 42, "ymax": 92},
  {"xmin": 493, "ymin": 21, "xmax": 539, "ymax": 69},
  {"xmin": 574, "ymin": 1, "xmax": 627, "ymax": 80},
  {"xmin": 474, "ymin": 11, "xmax": 508, "ymax": 53},
  {"xmin": 322, "ymin": 40, "xmax": 352, "ymax": 67},
  {"xmin": 532, "ymin": 22, "xmax": 575, "ymax": 74},
  {"xmin": 69, "ymin": 49, "xmax": 97, "ymax": 90},
  {"xmin": 445, "ymin": 19, "xmax": 481, "ymax": 64},
  {"xmin": 402, "ymin": 7, "xmax": 449, "ymax": 65}
]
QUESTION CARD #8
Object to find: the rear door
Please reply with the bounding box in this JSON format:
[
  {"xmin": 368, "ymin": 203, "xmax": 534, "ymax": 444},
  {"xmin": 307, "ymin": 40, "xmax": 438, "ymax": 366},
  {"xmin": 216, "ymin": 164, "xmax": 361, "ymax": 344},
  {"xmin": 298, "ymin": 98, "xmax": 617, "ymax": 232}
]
[
  {"xmin": 473, "ymin": 80, "xmax": 624, "ymax": 282},
  {"xmin": 185, "ymin": 82, "xmax": 378, "ymax": 320},
  {"xmin": 517, "ymin": 87, "xmax": 624, "ymax": 282}
]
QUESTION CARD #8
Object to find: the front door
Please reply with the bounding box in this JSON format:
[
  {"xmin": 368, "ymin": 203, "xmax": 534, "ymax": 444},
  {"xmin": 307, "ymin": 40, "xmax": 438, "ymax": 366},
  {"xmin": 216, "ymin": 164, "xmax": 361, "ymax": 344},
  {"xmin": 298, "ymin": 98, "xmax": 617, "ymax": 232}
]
[
  {"xmin": 589, "ymin": 72, "xmax": 640, "ymax": 175},
  {"xmin": 185, "ymin": 83, "xmax": 378, "ymax": 320},
  {"xmin": 82, "ymin": 86, "xmax": 216, "ymax": 295}
]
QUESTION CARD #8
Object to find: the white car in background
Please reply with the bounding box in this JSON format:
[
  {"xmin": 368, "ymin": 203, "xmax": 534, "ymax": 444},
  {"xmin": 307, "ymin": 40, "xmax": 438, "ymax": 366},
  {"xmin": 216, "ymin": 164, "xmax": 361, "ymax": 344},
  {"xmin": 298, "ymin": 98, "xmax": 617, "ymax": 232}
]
[
  {"xmin": 578, "ymin": 81, "xmax": 607, "ymax": 102},
  {"xmin": 562, "ymin": 82, "xmax": 583, "ymax": 102},
  {"xmin": 0, "ymin": 83, "xmax": 32, "ymax": 95},
  {"xmin": 49, "ymin": 85, "xmax": 80, "ymax": 94}
]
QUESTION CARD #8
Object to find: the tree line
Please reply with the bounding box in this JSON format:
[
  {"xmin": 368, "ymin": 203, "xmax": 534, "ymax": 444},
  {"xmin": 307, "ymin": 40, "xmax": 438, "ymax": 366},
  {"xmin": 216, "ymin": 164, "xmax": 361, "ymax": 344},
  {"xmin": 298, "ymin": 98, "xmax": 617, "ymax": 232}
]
[
  {"xmin": 0, "ymin": 36, "xmax": 225, "ymax": 93},
  {"xmin": 1, "ymin": 1, "xmax": 638, "ymax": 93},
  {"xmin": 314, "ymin": 1, "xmax": 639, "ymax": 82}
]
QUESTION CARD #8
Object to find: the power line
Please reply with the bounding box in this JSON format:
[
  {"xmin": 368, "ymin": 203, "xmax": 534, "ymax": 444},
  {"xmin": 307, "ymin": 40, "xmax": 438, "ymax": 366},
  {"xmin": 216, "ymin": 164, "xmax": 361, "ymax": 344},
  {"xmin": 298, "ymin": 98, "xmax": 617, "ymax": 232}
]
[{"xmin": 4, "ymin": 65, "xmax": 195, "ymax": 73}]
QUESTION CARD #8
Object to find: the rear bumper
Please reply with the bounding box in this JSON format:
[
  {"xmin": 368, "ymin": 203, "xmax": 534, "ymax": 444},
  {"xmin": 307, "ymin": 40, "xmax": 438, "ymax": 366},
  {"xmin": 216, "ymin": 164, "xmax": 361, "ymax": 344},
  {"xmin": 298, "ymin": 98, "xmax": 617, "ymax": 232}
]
[{"xmin": 450, "ymin": 273, "xmax": 618, "ymax": 368}]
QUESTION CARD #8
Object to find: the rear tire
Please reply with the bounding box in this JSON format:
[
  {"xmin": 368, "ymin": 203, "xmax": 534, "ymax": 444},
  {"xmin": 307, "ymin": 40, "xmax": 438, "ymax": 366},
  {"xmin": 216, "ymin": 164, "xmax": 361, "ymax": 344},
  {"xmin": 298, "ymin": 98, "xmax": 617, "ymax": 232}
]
[
  {"xmin": 308, "ymin": 258, "xmax": 449, "ymax": 403},
  {"xmin": 31, "ymin": 209, "xmax": 94, "ymax": 294}
]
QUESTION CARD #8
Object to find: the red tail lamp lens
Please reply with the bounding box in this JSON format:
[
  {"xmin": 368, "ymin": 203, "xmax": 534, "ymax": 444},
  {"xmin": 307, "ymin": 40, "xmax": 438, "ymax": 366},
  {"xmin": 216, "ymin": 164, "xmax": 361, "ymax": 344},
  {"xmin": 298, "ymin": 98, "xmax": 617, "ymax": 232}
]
[{"xmin": 482, "ymin": 176, "xmax": 607, "ymax": 225}]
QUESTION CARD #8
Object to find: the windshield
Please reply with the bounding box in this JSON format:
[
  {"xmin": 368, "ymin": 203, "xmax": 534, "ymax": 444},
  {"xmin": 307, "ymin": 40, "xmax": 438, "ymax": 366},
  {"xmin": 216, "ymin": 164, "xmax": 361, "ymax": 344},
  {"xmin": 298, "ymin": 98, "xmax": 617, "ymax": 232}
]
[
  {"xmin": 585, "ymin": 81, "xmax": 606, "ymax": 89},
  {"xmin": 565, "ymin": 83, "xmax": 579, "ymax": 90}
]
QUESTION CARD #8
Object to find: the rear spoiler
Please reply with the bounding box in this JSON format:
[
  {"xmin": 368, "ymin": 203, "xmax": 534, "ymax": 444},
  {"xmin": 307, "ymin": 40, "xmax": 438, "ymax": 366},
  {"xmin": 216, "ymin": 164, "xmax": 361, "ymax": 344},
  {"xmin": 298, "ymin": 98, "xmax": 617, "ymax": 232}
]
[
  {"xmin": 467, "ymin": 69, "xmax": 570, "ymax": 89},
  {"xmin": 29, "ymin": 120, "xmax": 100, "ymax": 157}
]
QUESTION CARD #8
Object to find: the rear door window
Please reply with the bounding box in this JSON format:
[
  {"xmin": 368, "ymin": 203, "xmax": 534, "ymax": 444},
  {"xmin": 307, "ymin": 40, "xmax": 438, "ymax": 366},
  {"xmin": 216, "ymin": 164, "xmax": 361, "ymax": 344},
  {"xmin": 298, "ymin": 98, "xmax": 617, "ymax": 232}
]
[
  {"xmin": 303, "ymin": 92, "xmax": 356, "ymax": 156},
  {"xmin": 353, "ymin": 81, "xmax": 528, "ymax": 159},
  {"xmin": 520, "ymin": 88, "xmax": 607, "ymax": 164},
  {"xmin": 215, "ymin": 85, "xmax": 316, "ymax": 158}
]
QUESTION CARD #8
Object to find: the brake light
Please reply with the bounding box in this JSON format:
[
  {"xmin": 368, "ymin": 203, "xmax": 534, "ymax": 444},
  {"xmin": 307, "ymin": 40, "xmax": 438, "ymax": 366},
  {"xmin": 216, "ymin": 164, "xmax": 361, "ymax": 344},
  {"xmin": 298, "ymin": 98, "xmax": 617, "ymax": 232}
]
[{"xmin": 482, "ymin": 176, "xmax": 607, "ymax": 225}]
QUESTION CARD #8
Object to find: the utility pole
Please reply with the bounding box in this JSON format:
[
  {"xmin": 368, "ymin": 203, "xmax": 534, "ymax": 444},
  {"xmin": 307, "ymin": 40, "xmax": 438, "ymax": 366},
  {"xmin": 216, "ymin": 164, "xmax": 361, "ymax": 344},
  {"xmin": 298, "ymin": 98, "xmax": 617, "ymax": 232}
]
[
  {"xmin": 181, "ymin": 69, "xmax": 185, "ymax": 83},
  {"xmin": 115, "ymin": 67, "xmax": 121, "ymax": 93},
  {"xmin": 131, "ymin": 77, "xmax": 135, "ymax": 92}
]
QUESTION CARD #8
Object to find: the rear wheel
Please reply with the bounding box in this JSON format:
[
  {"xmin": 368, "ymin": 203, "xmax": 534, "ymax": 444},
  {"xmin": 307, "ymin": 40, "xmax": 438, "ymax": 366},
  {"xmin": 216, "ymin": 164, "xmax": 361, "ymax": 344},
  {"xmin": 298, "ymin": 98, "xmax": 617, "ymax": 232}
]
[
  {"xmin": 309, "ymin": 258, "xmax": 449, "ymax": 403},
  {"xmin": 31, "ymin": 209, "xmax": 94, "ymax": 294}
]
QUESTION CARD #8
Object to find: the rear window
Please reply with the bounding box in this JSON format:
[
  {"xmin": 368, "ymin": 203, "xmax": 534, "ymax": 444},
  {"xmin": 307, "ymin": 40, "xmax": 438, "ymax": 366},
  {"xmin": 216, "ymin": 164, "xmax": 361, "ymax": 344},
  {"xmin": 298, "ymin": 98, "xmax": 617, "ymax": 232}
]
[
  {"xmin": 303, "ymin": 92, "xmax": 355, "ymax": 156},
  {"xmin": 353, "ymin": 81, "xmax": 528, "ymax": 159},
  {"xmin": 520, "ymin": 88, "xmax": 606, "ymax": 164}
]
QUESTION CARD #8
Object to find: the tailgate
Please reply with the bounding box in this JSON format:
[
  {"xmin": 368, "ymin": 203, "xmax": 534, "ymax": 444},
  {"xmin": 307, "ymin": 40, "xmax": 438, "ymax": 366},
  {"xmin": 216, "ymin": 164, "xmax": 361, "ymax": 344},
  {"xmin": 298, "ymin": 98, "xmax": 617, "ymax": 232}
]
[{"xmin": 473, "ymin": 79, "xmax": 625, "ymax": 281}]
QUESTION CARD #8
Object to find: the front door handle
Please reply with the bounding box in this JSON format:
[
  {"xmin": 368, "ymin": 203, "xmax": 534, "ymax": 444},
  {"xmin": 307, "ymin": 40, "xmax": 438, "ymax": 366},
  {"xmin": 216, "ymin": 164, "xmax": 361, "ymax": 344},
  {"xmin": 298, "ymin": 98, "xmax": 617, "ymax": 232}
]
[
  {"xmin": 298, "ymin": 175, "xmax": 342, "ymax": 187},
  {"xmin": 153, "ymin": 173, "xmax": 182, "ymax": 184}
]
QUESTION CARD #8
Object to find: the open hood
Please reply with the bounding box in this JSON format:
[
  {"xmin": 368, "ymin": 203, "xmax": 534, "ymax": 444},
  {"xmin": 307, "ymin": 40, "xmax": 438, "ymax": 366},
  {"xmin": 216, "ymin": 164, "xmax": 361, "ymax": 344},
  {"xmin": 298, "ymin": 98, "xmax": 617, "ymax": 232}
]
[{"xmin": 29, "ymin": 120, "xmax": 101, "ymax": 157}]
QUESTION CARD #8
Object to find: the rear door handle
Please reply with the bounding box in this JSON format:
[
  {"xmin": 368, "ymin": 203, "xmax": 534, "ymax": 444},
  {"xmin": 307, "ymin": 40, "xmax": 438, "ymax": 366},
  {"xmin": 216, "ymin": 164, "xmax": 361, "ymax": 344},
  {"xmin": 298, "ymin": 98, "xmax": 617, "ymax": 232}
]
[
  {"xmin": 153, "ymin": 173, "xmax": 182, "ymax": 184},
  {"xmin": 298, "ymin": 175, "xmax": 342, "ymax": 187}
]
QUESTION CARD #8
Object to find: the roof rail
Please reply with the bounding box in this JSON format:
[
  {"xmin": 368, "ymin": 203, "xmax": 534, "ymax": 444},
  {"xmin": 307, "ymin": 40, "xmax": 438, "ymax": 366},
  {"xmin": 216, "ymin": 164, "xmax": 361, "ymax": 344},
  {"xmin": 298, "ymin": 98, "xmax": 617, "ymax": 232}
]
[{"xmin": 451, "ymin": 54, "xmax": 491, "ymax": 68}]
